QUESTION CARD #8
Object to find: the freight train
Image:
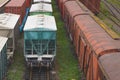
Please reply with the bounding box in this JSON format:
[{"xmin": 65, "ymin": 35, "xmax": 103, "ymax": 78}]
[
  {"xmin": 0, "ymin": 0, "xmax": 56, "ymax": 79},
  {"xmin": 0, "ymin": 0, "xmax": 29, "ymax": 79},
  {"xmin": 56, "ymin": 0, "xmax": 120, "ymax": 80},
  {"xmin": 0, "ymin": 0, "xmax": 120, "ymax": 80},
  {"xmin": 5, "ymin": 0, "xmax": 55, "ymax": 67}
]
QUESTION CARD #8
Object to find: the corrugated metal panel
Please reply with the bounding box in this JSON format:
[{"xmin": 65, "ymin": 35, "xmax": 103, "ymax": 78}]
[
  {"xmin": 0, "ymin": 0, "xmax": 9, "ymax": 7},
  {"xmin": 74, "ymin": 15, "xmax": 120, "ymax": 57},
  {"xmin": 0, "ymin": 36, "xmax": 7, "ymax": 52},
  {"xmin": 64, "ymin": 1, "xmax": 88, "ymax": 18},
  {"xmin": 0, "ymin": 13, "xmax": 20, "ymax": 29},
  {"xmin": 99, "ymin": 53, "xmax": 120, "ymax": 80},
  {"xmin": 4, "ymin": 0, "xmax": 26, "ymax": 24},
  {"xmin": 30, "ymin": 3, "xmax": 53, "ymax": 13},
  {"xmin": 24, "ymin": 14, "xmax": 57, "ymax": 31}
]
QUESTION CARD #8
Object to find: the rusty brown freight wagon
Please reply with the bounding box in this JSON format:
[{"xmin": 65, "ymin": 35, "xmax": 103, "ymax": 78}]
[
  {"xmin": 74, "ymin": 14, "xmax": 120, "ymax": 80},
  {"xmin": 4, "ymin": 0, "xmax": 26, "ymax": 24},
  {"xmin": 58, "ymin": 0, "xmax": 75, "ymax": 19},
  {"xmin": 64, "ymin": 0, "xmax": 88, "ymax": 41},
  {"xmin": 99, "ymin": 53, "xmax": 120, "ymax": 80},
  {"xmin": 56, "ymin": 0, "xmax": 120, "ymax": 80}
]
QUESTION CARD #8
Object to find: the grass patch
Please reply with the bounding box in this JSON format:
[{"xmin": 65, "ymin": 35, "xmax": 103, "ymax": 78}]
[
  {"xmin": 107, "ymin": 0, "xmax": 120, "ymax": 8},
  {"xmin": 7, "ymin": 50, "xmax": 25, "ymax": 80},
  {"xmin": 97, "ymin": 1, "xmax": 120, "ymax": 35},
  {"xmin": 52, "ymin": 0, "xmax": 82, "ymax": 80}
]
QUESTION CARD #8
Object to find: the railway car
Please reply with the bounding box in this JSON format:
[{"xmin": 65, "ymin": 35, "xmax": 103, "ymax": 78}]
[
  {"xmin": 73, "ymin": 14, "xmax": 120, "ymax": 80},
  {"xmin": 29, "ymin": 3, "xmax": 53, "ymax": 16},
  {"xmin": 0, "ymin": 36, "xmax": 8, "ymax": 80},
  {"xmin": 64, "ymin": 0, "xmax": 88, "ymax": 41},
  {"xmin": 33, "ymin": 0, "xmax": 51, "ymax": 4},
  {"xmin": 23, "ymin": 14, "xmax": 57, "ymax": 67},
  {"xmin": 98, "ymin": 53, "xmax": 120, "ymax": 80},
  {"xmin": 57, "ymin": 0, "xmax": 71, "ymax": 18},
  {"xmin": 56, "ymin": 0, "xmax": 120, "ymax": 80},
  {"xmin": 0, "ymin": 13, "xmax": 20, "ymax": 60},
  {"xmin": 4, "ymin": 0, "xmax": 26, "ymax": 25}
]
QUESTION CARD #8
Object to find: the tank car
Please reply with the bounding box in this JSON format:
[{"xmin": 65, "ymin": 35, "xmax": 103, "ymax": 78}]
[{"xmin": 23, "ymin": 14, "xmax": 57, "ymax": 67}]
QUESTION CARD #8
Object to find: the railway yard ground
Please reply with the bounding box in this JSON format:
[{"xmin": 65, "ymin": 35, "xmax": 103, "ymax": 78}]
[{"xmin": 6, "ymin": 0, "xmax": 120, "ymax": 80}]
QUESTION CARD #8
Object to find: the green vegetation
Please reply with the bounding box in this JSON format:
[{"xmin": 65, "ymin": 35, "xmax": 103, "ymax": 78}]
[
  {"xmin": 107, "ymin": 0, "xmax": 120, "ymax": 8},
  {"xmin": 97, "ymin": 1, "xmax": 120, "ymax": 34},
  {"xmin": 7, "ymin": 50, "xmax": 25, "ymax": 80},
  {"xmin": 97, "ymin": 2, "xmax": 113, "ymax": 30},
  {"xmin": 52, "ymin": 0, "xmax": 82, "ymax": 80}
]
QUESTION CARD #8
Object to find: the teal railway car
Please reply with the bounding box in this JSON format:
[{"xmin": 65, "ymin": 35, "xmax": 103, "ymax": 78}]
[
  {"xmin": 29, "ymin": 3, "xmax": 53, "ymax": 16},
  {"xmin": 23, "ymin": 14, "xmax": 57, "ymax": 67},
  {"xmin": 0, "ymin": 36, "xmax": 8, "ymax": 80}
]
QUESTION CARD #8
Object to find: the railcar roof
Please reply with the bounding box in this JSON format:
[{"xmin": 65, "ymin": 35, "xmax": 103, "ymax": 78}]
[
  {"xmin": 24, "ymin": 14, "xmax": 57, "ymax": 31},
  {"xmin": 99, "ymin": 53, "xmax": 120, "ymax": 80},
  {"xmin": 74, "ymin": 15, "xmax": 120, "ymax": 57},
  {"xmin": 5, "ymin": 0, "xmax": 25, "ymax": 7},
  {"xmin": 33, "ymin": 0, "xmax": 51, "ymax": 3},
  {"xmin": 0, "ymin": 0, "xmax": 9, "ymax": 7},
  {"xmin": 30, "ymin": 3, "xmax": 52, "ymax": 13},
  {"xmin": 0, "ymin": 36, "xmax": 7, "ymax": 52},
  {"xmin": 65, "ymin": 1, "xmax": 88, "ymax": 18},
  {"xmin": 0, "ymin": 13, "xmax": 20, "ymax": 29}
]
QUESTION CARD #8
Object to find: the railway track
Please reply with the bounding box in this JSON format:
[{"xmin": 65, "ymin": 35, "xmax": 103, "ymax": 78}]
[
  {"xmin": 25, "ymin": 65, "xmax": 55, "ymax": 80},
  {"xmin": 30, "ymin": 67, "xmax": 50, "ymax": 80},
  {"xmin": 102, "ymin": 0, "xmax": 120, "ymax": 22},
  {"xmin": 103, "ymin": 0, "xmax": 120, "ymax": 20}
]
